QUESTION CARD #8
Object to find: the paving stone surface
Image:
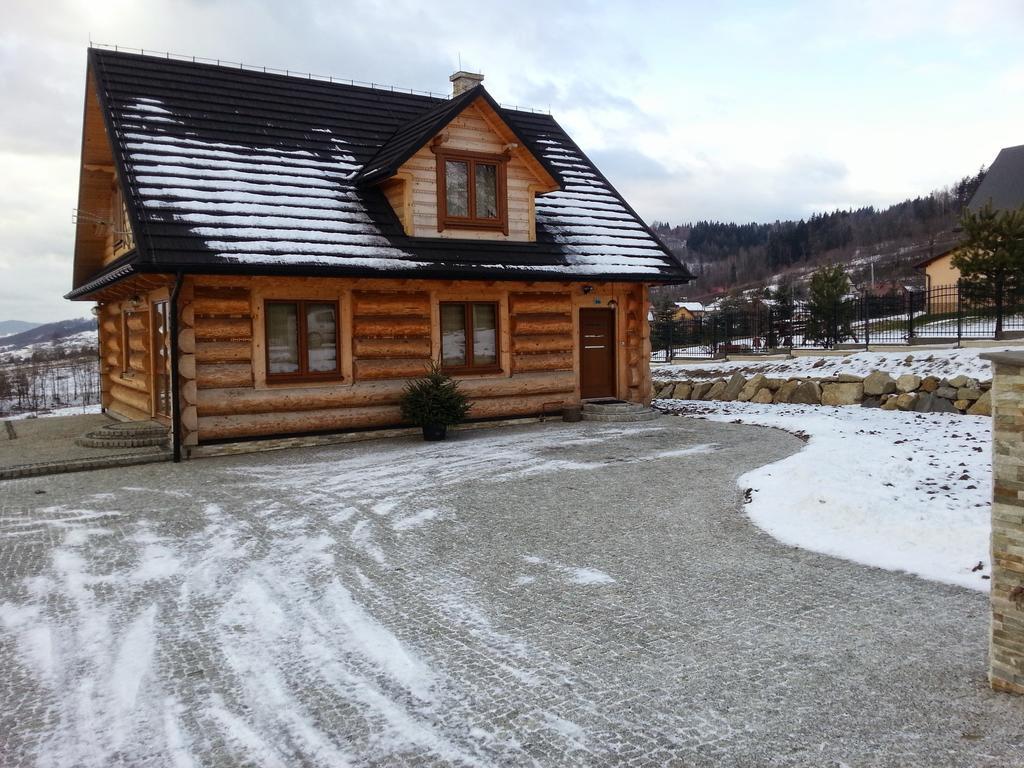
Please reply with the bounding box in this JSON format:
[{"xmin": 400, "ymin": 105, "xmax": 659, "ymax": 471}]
[
  {"xmin": 0, "ymin": 414, "xmax": 168, "ymax": 475},
  {"xmin": 1, "ymin": 417, "xmax": 1022, "ymax": 766}
]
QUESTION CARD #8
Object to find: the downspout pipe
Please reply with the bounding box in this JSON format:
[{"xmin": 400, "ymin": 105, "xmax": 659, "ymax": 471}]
[{"xmin": 169, "ymin": 272, "xmax": 184, "ymax": 462}]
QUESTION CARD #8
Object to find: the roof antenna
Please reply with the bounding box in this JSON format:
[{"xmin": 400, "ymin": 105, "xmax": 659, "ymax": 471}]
[{"xmin": 458, "ymin": 51, "xmax": 462, "ymax": 70}]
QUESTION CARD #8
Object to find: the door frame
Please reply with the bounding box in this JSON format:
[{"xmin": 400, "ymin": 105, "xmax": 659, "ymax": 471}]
[
  {"xmin": 150, "ymin": 297, "xmax": 172, "ymax": 422},
  {"xmin": 578, "ymin": 306, "xmax": 618, "ymax": 400}
]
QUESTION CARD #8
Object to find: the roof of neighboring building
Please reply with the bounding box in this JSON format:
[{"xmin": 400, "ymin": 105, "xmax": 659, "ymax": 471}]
[
  {"xmin": 913, "ymin": 242, "xmax": 959, "ymax": 270},
  {"xmin": 70, "ymin": 48, "xmax": 690, "ymax": 296},
  {"xmin": 969, "ymin": 144, "xmax": 1024, "ymax": 213},
  {"xmin": 673, "ymin": 301, "xmax": 704, "ymax": 312}
]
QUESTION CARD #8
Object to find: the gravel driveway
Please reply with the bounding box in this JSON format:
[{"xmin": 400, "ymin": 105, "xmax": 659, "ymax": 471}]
[{"xmin": 1, "ymin": 417, "xmax": 1021, "ymax": 766}]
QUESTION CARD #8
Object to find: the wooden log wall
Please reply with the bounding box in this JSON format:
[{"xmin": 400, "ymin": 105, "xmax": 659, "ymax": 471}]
[
  {"xmin": 624, "ymin": 286, "xmax": 647, "ymax": 404},
  {"xmin": 510, "ymin": 292, "xmax": 574, "ymax": 374},
  {"xmin": 351, "ymin": 290, "xmax": 432, "ymax": 381},
  {"xmin": 180, "ymin": 277, "xmax": 651, "ymax": 446},
  {"xmin": 178, "ymin": 281, "xmax": 199, "ymax": 446},
  {"xmin": 193, "ymin": 285, "xmax": 254, "ymax": 393},
  {"xmin": 196, "ymin": 371, "xmax": 576, "ymax": 440},
  {"xmin": 105, "ymin": 304, "xmax": 152, "ymax": 420},
  {"xmin": 637, "ymin": 287, "xmax": 653, "ymax": 404},
  {"xmin": 188, "ymin": 281, "xmax": 580, "ymax": 443},
  {"xmin": 97, "ymin": 302, "xmax": 120, "ymax": 411}
]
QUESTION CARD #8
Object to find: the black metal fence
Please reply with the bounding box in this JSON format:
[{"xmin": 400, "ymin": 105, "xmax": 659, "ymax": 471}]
[{"xmin": 651, "ymin": 283, "xmax": 1024, "ymax": 361}]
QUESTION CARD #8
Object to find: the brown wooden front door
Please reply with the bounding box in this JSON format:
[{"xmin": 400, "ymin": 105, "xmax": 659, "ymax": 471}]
[{"xmin": 579, "ymin": 308, "xmax": 616, "ymax": 399}]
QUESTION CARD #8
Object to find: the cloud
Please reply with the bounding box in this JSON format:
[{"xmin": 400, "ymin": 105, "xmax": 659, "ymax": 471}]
[
  {"xmin": 0, "ymin": 151, "xmax": 81, "ymax": 323},
  {"xmin": 519, "ymin": 78, "xmax": 643, "ymax": 116},
  {"xmin": 587, "ymin": 147, "xmax": 677, "ymax": 182},
  {"xmin": 2, "ymin": 0, "xmax": 1024, "ymax": 320},
  {"xmin": 615, "ymin": 153, "xmax": 869, "ymax": 225}
]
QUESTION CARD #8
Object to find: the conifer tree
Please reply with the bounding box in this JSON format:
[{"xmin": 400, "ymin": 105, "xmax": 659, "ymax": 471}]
[
  {"xmin": 805, "ymin": 264, "xmax": 852, "ymax": 347},
  {"xmin": 953, "ymin": 202, "xmax": 1024, "ymax": 337}
]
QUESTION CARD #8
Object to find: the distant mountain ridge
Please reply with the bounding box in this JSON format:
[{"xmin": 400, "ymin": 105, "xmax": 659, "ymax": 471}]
[
  {"xmin": 652, "ymin": 167, "xmax": 987, "ymax": 297},
  {"xmin": 0, "ymin": 320, "xmax": 40, "ymax": 337},
  {"xmin": 0, "ymin": 318, "xmax": 96, "ymax": 350}
]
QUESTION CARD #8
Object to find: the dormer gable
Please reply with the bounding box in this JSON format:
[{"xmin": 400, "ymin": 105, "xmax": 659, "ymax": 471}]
[{"xmin": 358, "ymin": 82, "xmax": 560, "ymax": 242}]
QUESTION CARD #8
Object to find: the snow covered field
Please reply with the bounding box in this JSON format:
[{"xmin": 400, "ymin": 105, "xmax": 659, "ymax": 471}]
[
  {"xmin": 0, "ymin": 354, "xmax": 100, "ymax": 418},
  {"xmin": 5, "ymin": 404, "xmax": 102, "ymax": 421},
  {"xmin": 0, "ymin": 330, "xmax": 96, "ymax": 362},
  {"xmin": 656, "ymin": 399, "xmax": 991, "ymax": 590},
  {"xmin": 654, "ymin": 343, "xmax": 1019, "ymax": 381}
]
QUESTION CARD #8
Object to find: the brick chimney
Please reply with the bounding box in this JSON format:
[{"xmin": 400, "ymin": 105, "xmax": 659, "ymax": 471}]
[{"xmin": 450, "ymin": 70, "xmax": 484, "ymax": 96}]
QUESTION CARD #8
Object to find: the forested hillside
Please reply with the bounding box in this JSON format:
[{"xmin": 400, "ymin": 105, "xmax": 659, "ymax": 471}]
[{"xmin": 653, "ymin": 168, "xmax": 987, "ymax": 297}]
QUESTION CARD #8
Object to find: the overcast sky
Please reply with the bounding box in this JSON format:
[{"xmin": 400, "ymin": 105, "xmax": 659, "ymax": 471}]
[{"xmin": 2, "ymin": 0, "xmax": 1023, "ymax": 322}]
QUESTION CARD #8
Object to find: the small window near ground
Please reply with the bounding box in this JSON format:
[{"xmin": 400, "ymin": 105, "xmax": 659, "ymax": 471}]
[
  {"xmin": 265, "ymin": 300, "xmax": 340, "ymax": 382},
  {"xmin": 440, "ymin": 302, "xmax": 499, "ymax": 373}
]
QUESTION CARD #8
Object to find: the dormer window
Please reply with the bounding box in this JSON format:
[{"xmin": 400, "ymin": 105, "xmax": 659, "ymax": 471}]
[{"xmin": 436, "ymin": 149, "xmax": 508, "ymax": 234}]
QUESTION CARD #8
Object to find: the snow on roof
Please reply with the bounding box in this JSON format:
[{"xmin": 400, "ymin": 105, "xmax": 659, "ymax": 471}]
[
  {"xmin": 83, "ymin": 49, "xmax": 692, "ymax": 285},
  {"xmin": 673, "ymin": 301, "xmax": 705, "ymax": 311}
]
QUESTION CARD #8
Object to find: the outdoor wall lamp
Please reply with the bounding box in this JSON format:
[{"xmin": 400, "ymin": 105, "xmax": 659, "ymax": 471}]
[
  {"xmin": 607, "ymin": 299, "xmax": 619, "ymax": 310},
  {"xmin": 582, "ymin": 285, "xmax": 593, "ymax": 294}
]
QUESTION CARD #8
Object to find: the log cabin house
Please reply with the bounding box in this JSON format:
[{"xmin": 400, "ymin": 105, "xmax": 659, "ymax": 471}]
[{"xmin": 68, "ymin": 48, "xmax": 691, "ymax": 458}]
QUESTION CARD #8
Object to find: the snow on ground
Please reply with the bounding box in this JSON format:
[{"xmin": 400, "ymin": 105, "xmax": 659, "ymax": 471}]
[
  {"xmin": 0, "ymin": 423, "xmax": 681, "ymax": 766},
  {"xmin": 6, "ymin": 404, "xmax": 102, "ymax": 421},
  {"xmin": 654, "ymin": 343, "xmax": 1020, "ymax": 382},
  {"xmin": 656, "ymin": 399, "xmax": 991, "ymax": 591},
  {"xmin": 0, "ymin": 330, "xmax": 97, "ymax": 361}
]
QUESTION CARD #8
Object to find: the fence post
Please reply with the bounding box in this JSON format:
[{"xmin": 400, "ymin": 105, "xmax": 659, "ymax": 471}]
[
  {"xmin": 956, "ymin": 282, "xmax": 963, "ymax": 346},
  {"xmin": 906, "ymin": 289, "xmax": 915, "ymax": 342},
  {"xmin": 667, "ymin": 319, "xmax": 674, "ymax": 363},
  {"xmin": 863, "ymin": 292, "xmax": 870, "ymax": 350}
]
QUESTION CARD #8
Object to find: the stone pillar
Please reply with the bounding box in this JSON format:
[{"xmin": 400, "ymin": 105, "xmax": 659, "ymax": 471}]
[{"xmin": 981, "ymin": 351, "xmax": 1024, "ymax": 695}]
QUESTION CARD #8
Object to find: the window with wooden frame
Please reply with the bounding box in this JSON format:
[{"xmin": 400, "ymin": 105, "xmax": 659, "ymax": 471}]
[
  {"xmin": 435, "ymin": 149, "xmax": 508, "ymax": 233},
  {"xmin": 440, "ymin": 302, "xmax": 500, "ymax": 373},
  {"xmin": 265, "ymin": 300, "xmax": 341, "ymax": 382}
]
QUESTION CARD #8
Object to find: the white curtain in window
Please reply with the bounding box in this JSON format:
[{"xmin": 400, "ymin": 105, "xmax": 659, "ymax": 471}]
[
  {"xmin": 441, "ymin": 304, "xmax": 467, "ymax": 366},
  {"xmin": 475, "ymin": 164, "xmax": 498, "ymax": 219},
  {"xmin": 305, "ymin": 303, "xmax": 337, "ymax": 372},
  {"xmin": 472, "ymin": 304, "xmax": 497, "ymax": 365},
  {"xmin": 267, "ymin": 303, "xmax": 299, "ymax": 373},
  {"xmin": 445, "ymin": 160, "xmax": 469, "ymax": 217}
]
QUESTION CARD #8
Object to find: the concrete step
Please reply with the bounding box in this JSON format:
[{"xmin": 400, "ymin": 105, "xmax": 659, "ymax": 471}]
[
  {"xmin": 581, "ymin": 400, "xmax": 649, "ymax": 414},
  {"xmin": 75, "ymin": 421, "xmax": 169, "ymax": 449},
  {"xmin": 579, "ymin": 400, "xmax": 661, "ymax": 423},
  {"xmin": 580, "ymin": 409, "xmax": 661, "ymax": 423}
]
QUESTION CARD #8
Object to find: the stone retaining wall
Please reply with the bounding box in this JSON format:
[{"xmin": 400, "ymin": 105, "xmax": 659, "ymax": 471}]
[{"xmin": 653, "ymin": 371, "xmax": 992, "ymax": 416}]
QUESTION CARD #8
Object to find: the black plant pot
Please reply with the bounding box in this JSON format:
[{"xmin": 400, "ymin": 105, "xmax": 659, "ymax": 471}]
[{"xmin": 421, "ymin": 423, "xmax": 448, "ymax": 441}]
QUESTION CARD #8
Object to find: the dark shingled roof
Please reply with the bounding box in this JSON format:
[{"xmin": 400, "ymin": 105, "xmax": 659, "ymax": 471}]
[
  {"xmin": 72, "ymin": 48, "xmax": 690, "ymax": 296},
  {"xmin": 969, "ymin": 144, "xmax": 1024, "ymax": 213}
]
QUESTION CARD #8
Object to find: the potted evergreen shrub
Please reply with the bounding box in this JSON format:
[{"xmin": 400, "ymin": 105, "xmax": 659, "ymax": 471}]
[{"xmin": 400, "ymin": 364, "xmax": 471, "ymax": 441}]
